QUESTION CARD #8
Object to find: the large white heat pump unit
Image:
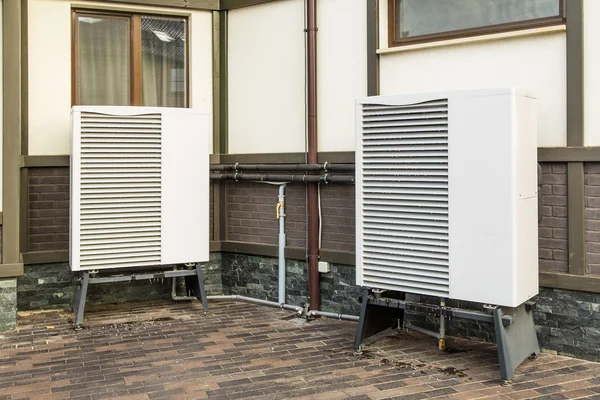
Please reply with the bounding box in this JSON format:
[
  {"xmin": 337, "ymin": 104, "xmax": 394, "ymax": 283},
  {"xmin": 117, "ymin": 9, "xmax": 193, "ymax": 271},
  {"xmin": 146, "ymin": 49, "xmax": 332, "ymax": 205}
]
[
  {"xmin": 70, "ymin": 106, "xmax": 210, "ymax": 272},
  {"xmin": 356, "ymin": 88, "xmax": 538, "ymax": 307}
]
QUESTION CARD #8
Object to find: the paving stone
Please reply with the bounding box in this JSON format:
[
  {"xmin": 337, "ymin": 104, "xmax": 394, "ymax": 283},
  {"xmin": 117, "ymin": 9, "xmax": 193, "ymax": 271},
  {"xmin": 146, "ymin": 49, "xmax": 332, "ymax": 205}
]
[{"xmin": 0, "ymin": 300, "xmax": 599, "ymax": 399}]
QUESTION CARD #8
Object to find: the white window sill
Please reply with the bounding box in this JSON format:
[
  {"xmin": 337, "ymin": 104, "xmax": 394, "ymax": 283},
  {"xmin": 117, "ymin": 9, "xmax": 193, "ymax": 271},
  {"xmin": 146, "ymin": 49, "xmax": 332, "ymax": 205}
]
[{"xmin": 377, "ymin": 25, "xmax": 566, "ymax": 55}]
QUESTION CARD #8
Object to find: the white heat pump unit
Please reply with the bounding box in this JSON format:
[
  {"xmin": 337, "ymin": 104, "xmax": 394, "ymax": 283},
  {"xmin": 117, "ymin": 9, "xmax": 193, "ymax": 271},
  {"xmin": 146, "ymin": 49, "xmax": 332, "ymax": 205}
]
[
  {"xmin": 356, "ymin": 88, "xmax": 538, "ymax": 307},
  {"xmin": 70, "ymin": 106, "xmax": 210, "ymax": 272}
]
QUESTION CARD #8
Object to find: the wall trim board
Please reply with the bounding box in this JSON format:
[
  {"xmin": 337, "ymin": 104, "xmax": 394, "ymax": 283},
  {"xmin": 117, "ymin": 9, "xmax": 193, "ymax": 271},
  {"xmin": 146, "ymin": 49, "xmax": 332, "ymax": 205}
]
[
  {"xmin": 3, "ymin": 0, "xmax": 24, "ymax": 265},
  {"xmin": 566, "ymin": 0, "xmax": 584, "ymax": 147},
  {"xmin": 366, "ymin": 0, "xmax": 378, "ymax": 96},
  {"xmin": 22, "ymin": 251, "xmax": 69, "ymax": 265},
  {"xmin": 568, "ymin": 163, "xmax": 586, "ymax": 275},
  {"xmin": 22, "ymin": 155, "xmax": 70, "ymax": 168},
  {"xmin": 24, "ymin": 149, "xmax": 600, "ymax": 166},
  {"xmin": 79, "ymin": 0, "xmax": 219, "ymax": 11},
  {"xmin": 0, "ymin": 263, "xmax": 24, "ymax": 278},
  {"xmin": 0, "ymin": 212, "xmax": 3, "ymax": 225},
  {"xmin": 538, "ymin": 147, "xmax": 600, "ymax": 162},
  {"xmin": 220, "ymin": 0, "xmax": 279, "ymax": 10},
  {"xmin": 540, "ymin": 272, "xmax": 600, "ymax": 293}
]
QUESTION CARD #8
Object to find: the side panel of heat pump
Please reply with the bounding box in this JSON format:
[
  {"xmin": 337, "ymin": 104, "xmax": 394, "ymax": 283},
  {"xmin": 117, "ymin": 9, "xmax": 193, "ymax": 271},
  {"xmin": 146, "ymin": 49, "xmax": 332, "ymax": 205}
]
[
  {"xmin": 448, "ymin": 93, "xmax": 538, "ymax": 307},
  {"xmin": 161, "ymin": 112, "xmax": 210, "ymax": 265}
]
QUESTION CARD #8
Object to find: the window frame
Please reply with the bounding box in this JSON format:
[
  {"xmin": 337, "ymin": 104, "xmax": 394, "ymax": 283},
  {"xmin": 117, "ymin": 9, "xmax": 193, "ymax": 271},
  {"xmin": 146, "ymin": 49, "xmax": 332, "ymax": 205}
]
[
  {"xmin": 387, "ymin": 0, "xmax": 566, "ymax": 48},
  {"xmin": 71, "ymin": 9, "xmax": 190, "ymax": 107}
]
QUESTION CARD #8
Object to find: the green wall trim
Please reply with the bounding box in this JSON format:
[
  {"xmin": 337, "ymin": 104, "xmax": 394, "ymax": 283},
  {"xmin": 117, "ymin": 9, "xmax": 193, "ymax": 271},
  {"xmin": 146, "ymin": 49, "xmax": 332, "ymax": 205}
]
[{"xmin": 0, "ymin": 263, "xmax": 24, "ymax": 278}]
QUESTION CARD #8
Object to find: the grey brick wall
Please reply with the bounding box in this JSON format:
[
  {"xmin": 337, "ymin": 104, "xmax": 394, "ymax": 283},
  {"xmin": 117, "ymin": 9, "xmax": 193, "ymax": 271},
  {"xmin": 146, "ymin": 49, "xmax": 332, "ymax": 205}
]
[
  {"xmin": 28, "ymin": 167, "xmax": 70, "ymax": 252},
  {"xmin": 17, "ymin": 254, "xmax": 223, "ymax": 311},
  {"xmin": 586, "ymin": 163, "xmax": 600, "ymax": 275},
  {"xmin": 221, "ymin": 253, "xmax": 361, "ymax": 314},
  {"xmin": 539, "ymin": 163, "xmax": 568, "ymax": 273}
]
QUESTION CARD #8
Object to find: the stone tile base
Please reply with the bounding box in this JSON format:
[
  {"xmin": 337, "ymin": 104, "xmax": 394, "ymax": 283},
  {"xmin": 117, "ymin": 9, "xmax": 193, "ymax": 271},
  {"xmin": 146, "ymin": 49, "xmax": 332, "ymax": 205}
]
[{"xmin": 0, "ymin": 278, "xmax": 17, "ymax": 330}]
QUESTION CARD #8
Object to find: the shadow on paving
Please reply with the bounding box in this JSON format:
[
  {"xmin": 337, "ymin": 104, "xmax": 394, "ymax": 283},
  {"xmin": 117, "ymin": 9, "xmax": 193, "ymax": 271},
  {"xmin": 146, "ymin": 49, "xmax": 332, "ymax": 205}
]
[{"xmin": 0, "ymin": 300, "xmax": 598, "ymax": 399}]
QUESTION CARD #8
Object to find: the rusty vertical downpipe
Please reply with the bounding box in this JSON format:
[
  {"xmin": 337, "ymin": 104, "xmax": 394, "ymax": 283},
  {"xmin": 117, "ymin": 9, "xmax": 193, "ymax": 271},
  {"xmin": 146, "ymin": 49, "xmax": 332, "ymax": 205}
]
[{"xmin": 306, "ymin": 0, "xmax": 320, "ymax": 311}]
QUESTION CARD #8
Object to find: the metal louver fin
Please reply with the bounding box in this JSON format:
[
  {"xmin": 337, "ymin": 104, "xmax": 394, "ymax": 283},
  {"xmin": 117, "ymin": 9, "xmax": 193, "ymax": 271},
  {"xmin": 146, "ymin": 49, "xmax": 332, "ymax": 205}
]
[
  {"xmin": 359, "ymin": 99, "xmax": 449, "ymax": 297},
  {"xmin": 77, "ymin": 112, "xmax": 162, "ymax": 270}
]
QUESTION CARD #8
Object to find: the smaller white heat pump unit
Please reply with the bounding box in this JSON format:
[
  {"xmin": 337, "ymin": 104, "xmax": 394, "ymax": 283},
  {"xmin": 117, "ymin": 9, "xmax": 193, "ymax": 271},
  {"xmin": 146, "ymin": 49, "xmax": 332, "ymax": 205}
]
[
  {"xmin": 70, "ymin": 106, "xmax": 210, "ymax": 272},
  {"xmin": 356, "ymin": 88, "xmax": 538, "ymax": 307}
]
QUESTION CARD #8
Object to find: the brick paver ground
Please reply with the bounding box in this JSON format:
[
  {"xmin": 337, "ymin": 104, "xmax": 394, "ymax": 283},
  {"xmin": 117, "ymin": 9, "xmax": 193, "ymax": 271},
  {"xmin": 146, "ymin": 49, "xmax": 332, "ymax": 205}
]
[{"xmin": 0, "ymin": 300, "xmax": 599, "ymax": 399}]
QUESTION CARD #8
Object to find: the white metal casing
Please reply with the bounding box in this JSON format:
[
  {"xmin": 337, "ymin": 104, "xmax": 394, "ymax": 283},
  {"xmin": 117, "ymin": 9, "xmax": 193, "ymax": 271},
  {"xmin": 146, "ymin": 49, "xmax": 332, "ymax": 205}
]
[
  {"xmin": 355, "ymin": 88, "xmax": 538, "ymax": 307},
  {"xmin": 70, "ymin": 106, "xmax": 210, "ymax": 271}
]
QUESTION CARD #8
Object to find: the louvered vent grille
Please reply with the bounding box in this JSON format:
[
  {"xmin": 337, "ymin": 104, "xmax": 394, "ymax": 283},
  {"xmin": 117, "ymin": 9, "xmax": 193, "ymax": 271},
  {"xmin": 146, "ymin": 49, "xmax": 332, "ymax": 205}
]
[
  {"xmin": 360, "ymin": 99, "xmax": 449, "ymax": 296},
  {"xmin": 78, "ymin": 112, "xmax": 162, "ymax": 269}
]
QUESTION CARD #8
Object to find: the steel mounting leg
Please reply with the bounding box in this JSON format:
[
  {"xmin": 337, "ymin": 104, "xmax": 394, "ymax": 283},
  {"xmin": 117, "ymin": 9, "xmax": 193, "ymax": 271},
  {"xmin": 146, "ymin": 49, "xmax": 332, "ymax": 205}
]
[
  {"xmin": 354, "ymin": 288, "xmax": 404, "ymax": 352},
  {"xmin": 195, "ymin": 264, "xmax": 209, "ymax": 314},
  {"xmin": 73, "ymin": 272, "xmax": 90, "ymax": 329},
  {"xmin": 493, "ymin": 303, "xmax": 539, "ymax": 381}
]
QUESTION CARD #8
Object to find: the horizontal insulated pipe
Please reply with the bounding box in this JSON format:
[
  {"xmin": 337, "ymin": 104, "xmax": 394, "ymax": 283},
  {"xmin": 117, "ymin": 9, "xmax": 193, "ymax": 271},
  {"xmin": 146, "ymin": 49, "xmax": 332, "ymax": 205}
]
[
  {"xmin": 210, "ymin": 173, "xmax": 354, "ymax": 183},
  {"xmin": 207, "ymin": 295, "xmax": 304, "ymax": 315},
  {"xmin": 306, "ymin": 310, "xmax": 359, "ymax": 321},
  {"xmin": 211, "ymin": 163, "xmax": 355, "ymax": 172}
]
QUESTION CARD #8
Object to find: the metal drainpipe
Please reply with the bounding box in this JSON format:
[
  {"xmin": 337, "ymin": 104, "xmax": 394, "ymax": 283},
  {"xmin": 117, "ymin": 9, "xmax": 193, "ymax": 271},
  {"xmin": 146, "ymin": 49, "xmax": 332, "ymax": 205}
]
[
  {"xmin": 306, "ymin": 0, "xmax": 320, "ymax": 312},
  {"xmin": 277, "ymin": 184, "xmax": 287, "ymax": 305}
]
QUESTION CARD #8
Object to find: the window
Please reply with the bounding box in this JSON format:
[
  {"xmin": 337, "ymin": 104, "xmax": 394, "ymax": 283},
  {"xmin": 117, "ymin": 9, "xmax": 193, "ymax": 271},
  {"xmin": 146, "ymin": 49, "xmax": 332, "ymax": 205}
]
[
  {"xmin": 73, "ymin": 11, "xmax": 188, "ymax": 107},
  {"xmin": 389, "ymin": 0, "xmax": 564, "ymax": 46}
]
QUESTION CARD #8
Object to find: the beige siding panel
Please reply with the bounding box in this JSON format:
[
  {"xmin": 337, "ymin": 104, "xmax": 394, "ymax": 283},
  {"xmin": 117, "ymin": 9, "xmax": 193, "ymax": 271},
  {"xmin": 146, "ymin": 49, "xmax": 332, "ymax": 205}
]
[
  {"xmin": 584, "ymin": 0, "xmax": 600, "ymax": 146},
  {"xmin": 228, "ymin": 0, "xmax": 305, "ymax": 154},
  {"xmin": 317, "ymin": 0, "xmax": 367, "ymax": 153},
  {"xmin": 28, "ymin": 0, "xmax": 213, "ymax": 155},
  {"xmin": 379, "ymin": 32, "xmax": 566, "ymax": 148}
]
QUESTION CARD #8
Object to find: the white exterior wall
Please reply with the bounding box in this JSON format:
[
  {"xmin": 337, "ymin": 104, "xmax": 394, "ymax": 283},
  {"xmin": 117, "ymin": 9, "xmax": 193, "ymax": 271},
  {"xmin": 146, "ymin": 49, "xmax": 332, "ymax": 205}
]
[
  {"xmin": 0, "ymin": 2, "xmax": 3, "ymax": 212},
  {"xmin": 378, "ymin": 2, "xmax": 567, "ymax": 148},
  {"xmin": 28, "ymin": 0, "xmax": 213, "ymax": 155},
  {"xmin": 317, "ymin": 0, "xmax": 367, "ymax": 153},
  {"xmin": 228, "ymin": 0, "xmax": 305, "ymax": 154}
]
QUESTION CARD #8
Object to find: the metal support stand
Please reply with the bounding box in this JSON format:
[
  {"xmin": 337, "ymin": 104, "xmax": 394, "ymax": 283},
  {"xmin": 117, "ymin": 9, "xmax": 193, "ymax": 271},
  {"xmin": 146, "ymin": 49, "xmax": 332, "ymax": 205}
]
[
  {"xmin": 354, "ymin": 288, "xmax": 539, "ymax": 381},
  {"xmin": 72, "ymin": 264, "xmax": 209, "ymax": 329}
]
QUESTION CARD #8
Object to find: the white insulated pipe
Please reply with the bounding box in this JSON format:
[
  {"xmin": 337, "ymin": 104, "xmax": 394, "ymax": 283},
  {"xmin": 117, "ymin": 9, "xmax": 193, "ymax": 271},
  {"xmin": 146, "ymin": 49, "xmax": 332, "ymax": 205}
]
[{"xmin": 277, "ymin": 184, "xmax": 287, "ymax": 305}]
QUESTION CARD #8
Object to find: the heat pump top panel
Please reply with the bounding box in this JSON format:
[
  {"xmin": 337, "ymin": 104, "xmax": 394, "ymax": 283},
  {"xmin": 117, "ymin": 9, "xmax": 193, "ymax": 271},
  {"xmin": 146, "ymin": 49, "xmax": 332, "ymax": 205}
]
[
  {"xmin": 355, "ymin": 88, "xmax": 538, "ymax": 307},
  {"xmin": 70, "ymin": 106, "xmax": 210, "ymax": 272}
]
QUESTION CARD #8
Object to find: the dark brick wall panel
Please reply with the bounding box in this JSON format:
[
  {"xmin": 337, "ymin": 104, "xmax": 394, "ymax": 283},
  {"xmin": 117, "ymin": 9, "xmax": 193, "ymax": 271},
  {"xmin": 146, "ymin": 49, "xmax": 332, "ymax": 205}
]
[
  {"xmin": 320, "ymin": 184, "xmax": 355, "ymax": 253},
  {"xmin": 539, "ymin": 163, "xmax": 568, "ymax": 273},
  {"xmin": 28, "ymin": 167, "xmax": 70, "ymax": 252},
  {"xmin": 586, "ymin": 163, "xmax": 600, "ymax": 275},
  {"xmin": 226, "ymin": 182, "xmax": 307, "ymax": 247}
]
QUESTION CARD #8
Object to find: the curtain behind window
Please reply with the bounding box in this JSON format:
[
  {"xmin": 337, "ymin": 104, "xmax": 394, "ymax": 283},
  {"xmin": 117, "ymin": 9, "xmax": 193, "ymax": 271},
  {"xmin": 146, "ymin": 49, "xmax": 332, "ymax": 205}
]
[
  {"xmin": 77, "ymin": 16, "xmax": 130, "ymax": 106},
  {"xmin": 141, "ymin": 16, "xmax": 187, "ymax": 108}
]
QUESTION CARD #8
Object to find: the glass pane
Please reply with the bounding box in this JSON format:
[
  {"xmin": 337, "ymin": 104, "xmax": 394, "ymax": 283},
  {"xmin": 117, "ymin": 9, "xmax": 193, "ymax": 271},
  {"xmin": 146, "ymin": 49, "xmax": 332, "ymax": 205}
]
[
  {"xmin": 77, "ymin": 15, "xmax": 130, "ymax": 106},
  {"xmin": 141, "ymin": 16, "xmax": 187, "ymax": 108},
  {"xmin": 395, "ymin": 0, "xmax": 560, "ymax": 40}
]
